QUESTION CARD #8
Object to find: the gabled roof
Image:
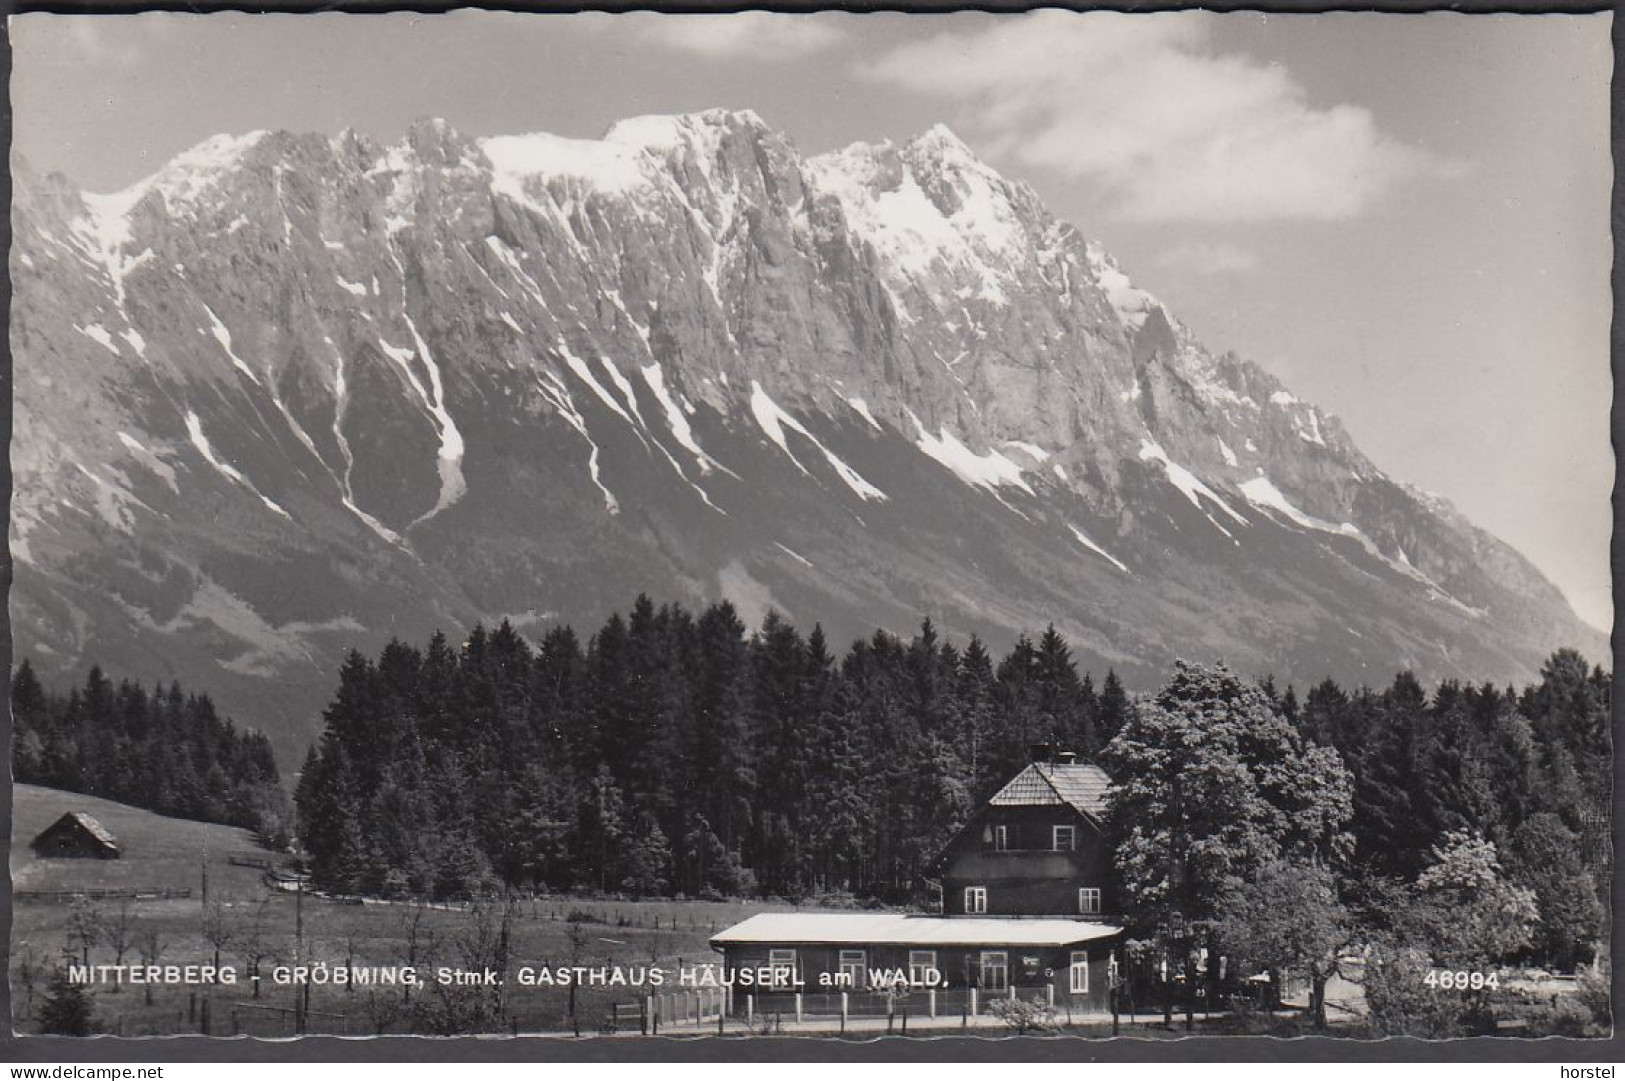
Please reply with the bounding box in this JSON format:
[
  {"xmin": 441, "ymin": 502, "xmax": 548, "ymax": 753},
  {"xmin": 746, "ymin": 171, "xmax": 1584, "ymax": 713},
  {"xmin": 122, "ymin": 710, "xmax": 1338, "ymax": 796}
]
[
  {"xmin": 711, "ymin": 913, "xmax": 1122, "ymax": 949},
  {"xmin": 987, "ymin": 762, "xmax": 1111, "ymax": 820},
  {"xmin": 40, "ymin": 811, "xmax": 120, "ymax": 850}
]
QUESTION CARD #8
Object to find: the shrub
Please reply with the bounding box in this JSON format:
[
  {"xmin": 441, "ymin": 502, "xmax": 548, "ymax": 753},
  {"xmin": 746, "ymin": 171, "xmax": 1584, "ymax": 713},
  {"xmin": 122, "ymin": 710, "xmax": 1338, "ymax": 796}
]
[{"xmin": 987, "ymin": 997, "xmax": 1060, "ymax": 1035}]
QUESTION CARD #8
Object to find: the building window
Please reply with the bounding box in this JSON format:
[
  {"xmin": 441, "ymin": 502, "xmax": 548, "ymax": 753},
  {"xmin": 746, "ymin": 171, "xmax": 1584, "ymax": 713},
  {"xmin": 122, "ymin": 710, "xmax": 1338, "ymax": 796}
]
[
  {"xmin": 980, "ymin": 951, "xmax": 1008, "ymax": 992},
  {"xmin": 909, "ymin": 950, "xmax": 937, "ymax": 987},
  {"xmin": 767, "ymin": 948, "xmax": 797, "ymax": 989},
  {"xmin": 1070, "ymin": 951, "xmax": 1090, "ymax": 994},
  {"xmin": 994, "ymin": 824, "xmax": 1009, "ymax": 851},
  {"xmin": 838, "ymin": 950, "xmax": 866, "ymax": 990},
  {"xmin": 1053, "ymin": 825, "xmax": 1077, "ymax": 851},
  {"xmin": 1078, "ymin": 887, "xmax": 1102, "ymax": 915},
  {"xmin": 965, "ymin": 886, "xmax": 988, "ymax": 914}
]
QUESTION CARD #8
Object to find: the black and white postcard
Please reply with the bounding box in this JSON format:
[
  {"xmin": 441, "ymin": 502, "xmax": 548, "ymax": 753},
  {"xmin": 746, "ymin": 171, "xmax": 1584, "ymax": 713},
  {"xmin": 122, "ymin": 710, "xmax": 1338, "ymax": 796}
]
[{"xmin": 4, "ymin": 8, "xmax": 1614, "ymax": 1057}]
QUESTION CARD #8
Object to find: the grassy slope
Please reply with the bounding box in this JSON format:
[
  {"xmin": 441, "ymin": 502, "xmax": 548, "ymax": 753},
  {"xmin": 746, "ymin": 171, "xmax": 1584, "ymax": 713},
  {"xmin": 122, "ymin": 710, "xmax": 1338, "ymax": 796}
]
[
  {"xmin": 11, "ymin": 783, "xmax": 268, "ymax": 895},
  {"xmin": 8, "ymin": 783, "xmax": 805, "ymax": 1036}
]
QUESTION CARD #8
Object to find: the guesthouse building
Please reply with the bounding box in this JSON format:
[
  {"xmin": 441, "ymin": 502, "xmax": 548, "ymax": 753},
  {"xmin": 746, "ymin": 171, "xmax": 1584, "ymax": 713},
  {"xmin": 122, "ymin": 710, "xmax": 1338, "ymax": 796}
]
[{"xmin": 710, "ymin": 747, "xmax": 1124, "ymax": 1016}]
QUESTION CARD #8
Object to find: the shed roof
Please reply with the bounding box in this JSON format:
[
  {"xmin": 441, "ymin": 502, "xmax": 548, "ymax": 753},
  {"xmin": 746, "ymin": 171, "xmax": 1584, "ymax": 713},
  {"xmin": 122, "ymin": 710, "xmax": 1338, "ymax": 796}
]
[
  {"xmin": 986, "ymin": 762, "xmax": 1111, "ymax": 819},
  {"xmin": 711, "ymin": 913, "xmax": 1122, "ymax": 948},
  {"xmin": 39, "ymin": 812, "xmax": 119, "ymax": 849}
]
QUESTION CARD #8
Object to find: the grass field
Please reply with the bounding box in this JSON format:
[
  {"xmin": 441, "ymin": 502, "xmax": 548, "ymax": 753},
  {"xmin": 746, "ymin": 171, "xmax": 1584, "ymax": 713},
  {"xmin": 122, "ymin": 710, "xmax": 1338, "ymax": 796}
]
[
  {"xmin": 9, "ymin": 784, "xmax": 823, "ymax": 1038},
  {"xmin": 12, "ymin": 784, "xmax": 269, "ymax": 896},
  {"xmin": 17, "ymin": 784, "xmax": 1595, "ymax": 1040}
]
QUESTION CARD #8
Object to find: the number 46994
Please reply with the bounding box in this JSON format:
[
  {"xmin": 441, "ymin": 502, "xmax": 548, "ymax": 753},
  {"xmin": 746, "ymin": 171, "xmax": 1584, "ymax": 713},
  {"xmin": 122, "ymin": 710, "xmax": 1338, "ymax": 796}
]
[{"xmin": 1424, "ymin": 970, "xmax": 1499, "ymax": 991}]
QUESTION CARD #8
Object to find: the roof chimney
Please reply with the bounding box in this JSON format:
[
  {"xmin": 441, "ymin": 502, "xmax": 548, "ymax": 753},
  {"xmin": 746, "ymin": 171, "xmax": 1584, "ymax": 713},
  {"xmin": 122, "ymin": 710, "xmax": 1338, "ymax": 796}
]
[
  {"xmin": 1054, "ymin": 750, "xmax": 1077, "ymax": 765},
  {"xmin": 1030, "ymin": 742, "xmax": 1054, "ymax": 765}
]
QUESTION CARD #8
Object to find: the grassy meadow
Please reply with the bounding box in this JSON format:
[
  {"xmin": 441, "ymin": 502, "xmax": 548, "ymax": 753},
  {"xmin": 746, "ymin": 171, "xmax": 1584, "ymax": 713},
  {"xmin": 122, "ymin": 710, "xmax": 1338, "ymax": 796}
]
[{"xmin": 10, "ymin": 784, "xmax": 810, "ymax": 1037}]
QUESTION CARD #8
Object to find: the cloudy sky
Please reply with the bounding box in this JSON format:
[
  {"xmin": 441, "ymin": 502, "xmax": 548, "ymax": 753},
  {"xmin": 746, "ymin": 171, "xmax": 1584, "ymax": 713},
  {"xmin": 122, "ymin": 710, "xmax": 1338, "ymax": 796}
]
[{"xmin": 11, "ymin": 11, "xmax": 1614, "ymax": 630}]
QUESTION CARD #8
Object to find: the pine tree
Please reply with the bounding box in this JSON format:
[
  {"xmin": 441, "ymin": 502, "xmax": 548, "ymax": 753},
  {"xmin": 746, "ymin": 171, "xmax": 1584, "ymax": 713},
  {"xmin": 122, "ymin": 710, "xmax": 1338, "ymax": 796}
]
[{"xmin": 37, "ymin": 970, "xmax": 95, "ymax": 1035}]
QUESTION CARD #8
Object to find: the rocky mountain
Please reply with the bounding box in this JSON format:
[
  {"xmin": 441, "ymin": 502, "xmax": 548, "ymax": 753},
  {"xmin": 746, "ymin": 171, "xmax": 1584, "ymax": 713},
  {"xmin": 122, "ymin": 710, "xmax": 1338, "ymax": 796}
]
[{"xmin": 10, "ymin": 110, "xmax": 1604, "ymax": 765}]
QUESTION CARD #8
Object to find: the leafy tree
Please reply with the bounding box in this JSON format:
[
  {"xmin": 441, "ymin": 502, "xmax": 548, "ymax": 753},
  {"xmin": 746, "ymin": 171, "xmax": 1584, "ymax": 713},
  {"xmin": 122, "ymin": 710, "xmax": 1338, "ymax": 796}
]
[
  {"xmin": 1508, "ymin": 814, "xmax": 1602, "ymax": 969},
  {"xmin": 1214, "ymin": 860, "xmax": 1350, "ymax": 1029},
  {"xmin": 1103, "ymin": 661, "xmax": 1354, "ymax": 934},
  {"xmin": 1406, "ymin": 831, "xmax": 1539, "ymax": 966},
  {"xmin": 1103, "ymin": 661, "xmax": 1354, "ymax": 1025}
]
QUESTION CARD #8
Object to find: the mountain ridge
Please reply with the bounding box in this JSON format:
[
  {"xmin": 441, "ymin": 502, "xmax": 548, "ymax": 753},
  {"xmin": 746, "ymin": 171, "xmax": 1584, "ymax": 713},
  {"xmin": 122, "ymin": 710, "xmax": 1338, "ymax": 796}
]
[{"xmin": 10, "ymin": 110, "xmax": 1602, "ymax": 763}]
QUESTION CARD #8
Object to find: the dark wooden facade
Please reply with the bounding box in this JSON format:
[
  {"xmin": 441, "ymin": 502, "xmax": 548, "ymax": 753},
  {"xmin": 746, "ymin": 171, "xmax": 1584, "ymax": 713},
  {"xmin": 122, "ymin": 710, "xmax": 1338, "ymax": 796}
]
[
  {"xmin": 939, "ymin": 803, "xmax": 1116, "ymax": 917},
  {"xmin": 711, "ymin": 750, "xmax": 1125, "ymax": 1017},
  {"xmin": 30, "ymin": 812, "xmax": 120, "ymax": 860},
  {"xmin": 937, "ymin": 757, "xmax": 1117, "ymax": 918}
]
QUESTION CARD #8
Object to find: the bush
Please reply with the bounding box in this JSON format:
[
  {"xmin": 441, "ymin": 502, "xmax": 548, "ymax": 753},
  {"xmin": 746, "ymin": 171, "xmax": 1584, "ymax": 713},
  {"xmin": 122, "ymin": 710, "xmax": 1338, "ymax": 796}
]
[
  {"xmin": 987, "ymin": 997, "xmax": 1060, "ymax": 1035},
  {"xmin": 1363, "ymin": 946, "xmax": 1474, "ymax": 1038},
  {"xmin": 1525, "ymin": 995, "xmax": 1596, "ymax": 1037},
  {"xmin": 1576, "ymin": 963, "xmax": 1612, "ymax": 1030}
]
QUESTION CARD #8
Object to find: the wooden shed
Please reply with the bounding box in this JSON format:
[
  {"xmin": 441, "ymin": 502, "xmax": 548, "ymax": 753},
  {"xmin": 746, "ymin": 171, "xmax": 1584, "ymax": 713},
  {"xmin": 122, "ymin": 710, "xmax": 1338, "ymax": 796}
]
[{"xmin": 31, "ymin": 811, "xmax": 120, "ymax": 860}]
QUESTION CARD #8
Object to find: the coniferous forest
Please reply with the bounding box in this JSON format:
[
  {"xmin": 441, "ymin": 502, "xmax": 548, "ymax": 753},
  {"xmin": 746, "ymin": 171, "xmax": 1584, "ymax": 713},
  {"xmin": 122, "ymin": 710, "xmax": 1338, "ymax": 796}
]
[
  {"xmin": 288, "ymin": 593, "xmax": 1611, "ymax": 981},
  {"xmin": 10, "ymin": 661, "xmax": 288, "ymax": 842}
]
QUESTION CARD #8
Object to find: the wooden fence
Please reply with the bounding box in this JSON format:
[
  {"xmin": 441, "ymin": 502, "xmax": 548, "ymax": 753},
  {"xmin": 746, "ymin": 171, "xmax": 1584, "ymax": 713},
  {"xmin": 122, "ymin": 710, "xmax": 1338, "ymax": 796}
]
[{"xmin": 14, "ymin": 887, "xmax": 191, "ymax": 903}]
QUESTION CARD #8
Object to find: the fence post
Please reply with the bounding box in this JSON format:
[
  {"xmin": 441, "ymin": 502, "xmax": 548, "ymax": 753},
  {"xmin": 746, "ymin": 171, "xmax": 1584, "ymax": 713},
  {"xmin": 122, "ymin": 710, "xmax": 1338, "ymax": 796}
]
[
  {"xmin": 746, "ymin": 994, "xmax": 754, "ymax": 1027},
  {"xmin": 795, "ymin": 992, "xmax": 803, "ymax": 1023},
  {"xmin": 930, "ymin": 989, "xmax": 937, "ymax": 1018},
  {"xmin": 1047, "ymin": 984, "xmax": 1055, "ymax": 1007},
  {"xmin": 841, "ymin": 991, "xmax": 847, "ymax": 1034}
]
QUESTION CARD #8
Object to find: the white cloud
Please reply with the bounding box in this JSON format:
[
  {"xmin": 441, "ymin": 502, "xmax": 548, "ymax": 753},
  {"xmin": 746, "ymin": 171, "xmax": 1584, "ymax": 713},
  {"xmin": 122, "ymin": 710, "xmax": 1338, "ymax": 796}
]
[
  {"xmin": 618, "ymin": 13, "xmax": 847, "ymax": 61},
  {"xmin": 1156, "ymin": 241, "xmax": 1259, "ymax": 276},
  {"xmin": 858, "ymin": 12, "xmax": 1457, "ymax": 223}
]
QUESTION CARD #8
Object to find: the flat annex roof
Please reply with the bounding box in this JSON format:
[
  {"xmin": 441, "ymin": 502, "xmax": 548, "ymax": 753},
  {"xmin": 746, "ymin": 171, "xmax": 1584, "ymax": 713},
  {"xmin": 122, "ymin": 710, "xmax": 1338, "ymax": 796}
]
[{"xmin": 710, "ymin": 913, "xmax": 1123, "ymax": 949}]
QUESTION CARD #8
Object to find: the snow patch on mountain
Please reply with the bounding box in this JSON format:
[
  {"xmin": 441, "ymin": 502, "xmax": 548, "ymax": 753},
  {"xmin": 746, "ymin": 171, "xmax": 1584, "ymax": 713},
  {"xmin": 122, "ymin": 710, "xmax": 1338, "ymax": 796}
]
[
  {"xmin": 482, "ymin": 132, "xmax": 650, "ymax": 201},
  {"xmin": 806, "ymin": 128, "xmax": 1022, "ymax": 304},
  {"xmin": 845, "ymin": 396, "xmax": 883, "ymax": 432},
  {"xmin": 1069, "ymin": 525, "xmax": 1130, "ymax": 574},
  {"xmin": 1239, "ymin": 475, "xmax": 1334, "ymax": 532},
  {"xmin": 1238, "ymin": 474, "xmax": 1482, "ymax": 616},
  {"xmin": 751, "ymin": 382, "xmax": 888, "ymax": 503},
  {"xmin": 1086, "ymin": 242, "xmax": 1159, "ymax": 330},
  {"xmin": 184, "ymin": 410, "xmax": 289, "ymax": 519},
  {"xmin": 76, "ymin": 324, "xmax": 120, "ymax": 356},
  {"xmin": 908, "ymin": 409, "xmax": 1034, "ymax": 495},
  {"xmin": 117, "ymin": 431, "xmax": 178, "ymax": 492},
  {"xmin": 1002, "ymin": 440, "xmax": 1050, "ymax": 463},
  {"xmin": 1138, "ymin": 440, "xmax": 1248, "ymax": 537},
  {"xmin": 775, "ymin": 542, "xmax": 815, "ymax": 569},
  {"xmin": 535, "ymin": 372, "xmax": 619, "ymax": 515},
  {"xmin": 641, "ymin": 363, "xmax": 722, "ymax": 477},
  {"xmin": 202, "ymin": 304, "xmax": 260, "ymax": 385}
]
